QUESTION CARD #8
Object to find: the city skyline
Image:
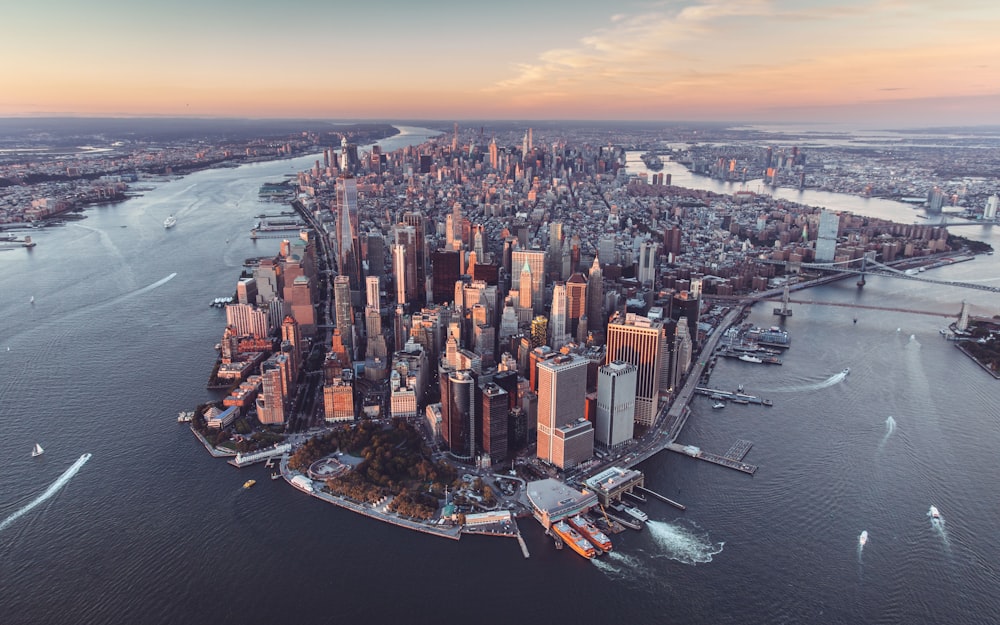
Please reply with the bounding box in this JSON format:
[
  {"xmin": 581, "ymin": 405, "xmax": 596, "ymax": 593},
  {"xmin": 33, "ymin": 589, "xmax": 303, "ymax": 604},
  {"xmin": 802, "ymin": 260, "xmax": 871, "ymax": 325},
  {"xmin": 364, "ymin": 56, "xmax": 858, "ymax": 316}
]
[{"xmin": 3, "ymin": 0, "xmax": 998, "ymax": 126}]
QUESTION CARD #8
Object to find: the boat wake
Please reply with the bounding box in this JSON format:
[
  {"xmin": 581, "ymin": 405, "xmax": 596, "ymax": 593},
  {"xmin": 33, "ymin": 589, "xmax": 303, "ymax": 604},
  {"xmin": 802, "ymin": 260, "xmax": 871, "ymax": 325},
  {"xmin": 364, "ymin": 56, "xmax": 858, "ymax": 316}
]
[
  {"xmin": 879, "ymin": 416, "xmax": 897, "ymax": 450},
  {"xmin": 0, "ymin": 453, "xmax": 92, "ymax": 533},
  {"xmin": 646, "ymin": 519, "xmax": 724, "ymax": 565},
  {"xmin": 770, "ymin": 370, "xmax": 848, "ymax": 393},
  {"xmin": 130, "ymin": 272, "xmax": 177, "ymax": 298}
]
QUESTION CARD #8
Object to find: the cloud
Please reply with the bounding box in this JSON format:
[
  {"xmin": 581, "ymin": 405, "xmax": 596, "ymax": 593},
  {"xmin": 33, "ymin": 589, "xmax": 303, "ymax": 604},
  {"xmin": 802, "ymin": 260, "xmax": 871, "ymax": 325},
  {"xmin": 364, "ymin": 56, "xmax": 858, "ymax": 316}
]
[{"xmin": 484, "ymin": 0, "xmax": 1000, "ymax": 119}]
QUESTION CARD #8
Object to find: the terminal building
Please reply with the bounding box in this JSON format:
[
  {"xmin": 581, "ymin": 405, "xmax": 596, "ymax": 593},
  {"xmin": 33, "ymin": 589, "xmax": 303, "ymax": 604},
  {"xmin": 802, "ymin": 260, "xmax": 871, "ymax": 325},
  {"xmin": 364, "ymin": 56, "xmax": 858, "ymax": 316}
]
[
  {"xmin": 583, "ymin": 467, "xmax": 645, "ymax": 507},
  {"xmin": 525, "ymin": 478, "xmax": 598, "ymax": 529}
]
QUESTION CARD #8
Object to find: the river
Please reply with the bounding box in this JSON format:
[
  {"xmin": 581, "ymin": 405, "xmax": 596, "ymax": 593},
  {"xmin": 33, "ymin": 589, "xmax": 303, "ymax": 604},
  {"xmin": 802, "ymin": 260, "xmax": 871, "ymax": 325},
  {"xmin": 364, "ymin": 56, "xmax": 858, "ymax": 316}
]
[{"xmin": 0, "ymin": 126, "xmax": 998, "ymax": 624}]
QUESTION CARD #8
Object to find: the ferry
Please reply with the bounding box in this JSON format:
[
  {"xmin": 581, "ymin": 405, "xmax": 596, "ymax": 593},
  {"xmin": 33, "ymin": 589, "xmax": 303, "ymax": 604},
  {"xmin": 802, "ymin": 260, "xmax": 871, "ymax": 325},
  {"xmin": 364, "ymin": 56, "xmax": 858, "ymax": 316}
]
[
  {"xmin": 739, "ymin": 354, "xmax": 763, "ymax": 364},
  {"xmin": 243, "ymin": 479, "xmax": 256, "ymax": 489},
  {"xmin": 163, "ymin": 215, "xmax": 177, "ymax": 229},
  {"xmin": 568, "ymin": 515, "xmax": 613, "ymax": 552},
  {"xmin": 552, "ymin": 521, "xmax": 596, "ymax": 559},
  {"xmin": 859, "ymin": 530, "xmax": 868, "ymax": 547},
  {"xmin": 929, "ymin": 505, "xmax": 941, "ymax": 519}
]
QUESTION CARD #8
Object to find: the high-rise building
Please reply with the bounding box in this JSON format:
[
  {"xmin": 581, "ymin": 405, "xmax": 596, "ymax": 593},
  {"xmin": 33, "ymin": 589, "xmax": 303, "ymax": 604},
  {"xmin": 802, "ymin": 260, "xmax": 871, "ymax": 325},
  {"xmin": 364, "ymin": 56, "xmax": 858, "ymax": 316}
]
[
  {"xmin": 985, "ymin": 194, "xmax": 999, "ymax": 220},
  {"xmin": 586, "ymin": 255, "xmax": 605, "ymax": 342},
  {"xmin": 606, "ymin": 312, "xmax": 667, "ymax": 426},
  {"xmin": 334, "ymin": 275, "xmax": 354, "ymax": 356},
  {"xmin": 637, "ymin": 240, "xmax": 658, "ymax": 285},
  {"xmin": 366, "ymin": 276, "xmax": 380, "ymax": 311},
  {"xmin": 335, "ymin": 175, "xmax": 362, "ymax": 295},
  {"xmin": 256, "ymin": 359, "xmax": 287, "ymax": 425},
  {"xmin": 549, "ymin": 282, "xmax": 568, "ymax": 348},
  {"xmin": 565, "ymin": 272, "xmax": 587, "ymax": 338},
  {"xmin": 596, "ymin": 361, "xmax": 637, "ymax": 449},
  {"xmin": 480, "ymin": 382, "xmax": 509, "ymax": 464},
  {"xmin": 440, "ymin": 367, "xmax": 476, "ymax": 461},
  {"xmin": 323, "ymin": 377, "xmax": 355, "ymax": 422},
  {"xmin": 511, "ymin": 249, "xmax": 545, "ymax": 314},
  {"xmin": 225, "ymin": 303, "xmax": 271, "ymax": 338},
  {"xmin": 672, "ymin": 317, "xmax": 693, "ymax": 391},
  {"xmin": 401, "ymin": 212, "xmax": 427, "ymax": 304},
  {"xmin": 536, "ymin": 354, "xmax": 588, "ymax": 466},
  {"xmin": 815, "ymin": 209, "xmax": 840, "ymax": 262}
]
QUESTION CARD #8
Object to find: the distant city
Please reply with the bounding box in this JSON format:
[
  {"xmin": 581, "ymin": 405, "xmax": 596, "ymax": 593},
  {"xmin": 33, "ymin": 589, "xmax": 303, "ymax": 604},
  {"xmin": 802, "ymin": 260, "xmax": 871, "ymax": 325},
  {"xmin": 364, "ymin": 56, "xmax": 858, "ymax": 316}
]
[{"xmin": 4, "ymin": 118, "xmax": 998, "ymax": 556}]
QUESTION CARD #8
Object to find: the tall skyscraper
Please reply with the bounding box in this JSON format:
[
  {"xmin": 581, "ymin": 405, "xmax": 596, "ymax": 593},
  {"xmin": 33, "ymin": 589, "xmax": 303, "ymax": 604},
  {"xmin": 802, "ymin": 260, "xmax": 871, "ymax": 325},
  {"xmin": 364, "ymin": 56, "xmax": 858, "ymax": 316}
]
[
  {"xmin": 596, "ymin": 361, "xmax": 637, "ymax": 449},
  {"xmin": 441, "ymin": 368, "xmax": 476, "ymax": 461},
  {"xmin": 549, "ymin": 282, "xmax": 568, "ymax": 349},
  {"xmin": 586, "ymin": 255, "xmax": 605, "ymax": 342},
  {"xmin": 480, "ymin": 382, "xmax": 509, "ymax": 464},
  {"xmin": 336, "ymin": 175, "xmax": 361, "ymax": 296},
  {"xmin": 334, "ymin": 275, "xmax": 354, "ymax": 356},
  {"xmin": 401, "ymin": 212, "xmax": 427, "ymax": 304},
  {"xmin": 606, "ymin": 312, "xmax": 667, "ymax": 426},
  {"xmin": 536, "ymin": 354, "xmax": 588, "ymax": 466},
  {"xmin": 565, "ymin": 273, "xmax": 587, "ymax": 339},
  {"xmin": 637, "ymin": 240, "xmax": 658, "ymax": 285},
  {"xmin": 511, "ymin": 249, "xmax": 545, "ymax": 314}
]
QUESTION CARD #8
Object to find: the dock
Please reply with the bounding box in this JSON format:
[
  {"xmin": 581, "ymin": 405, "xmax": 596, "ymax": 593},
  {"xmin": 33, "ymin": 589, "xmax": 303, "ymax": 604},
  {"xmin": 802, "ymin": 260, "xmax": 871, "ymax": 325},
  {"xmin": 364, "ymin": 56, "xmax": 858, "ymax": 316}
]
[
  {"xmin": 695, "ymin": 387, "xmax": 773, "ymax": 406},
  {"xmin": 514, "ymin": 522, "xmax": 530, "ymax": 559},
  {"xmin": 636, "ymin": 486, "xmax": 686, "ymax": 510},
  {"xmin": 724, "ymin": 439, "xmax": 753, "ymax": 461},
  {"xmin": 666, "ymin": 442, "xmax": 758, "ymax": 475}
]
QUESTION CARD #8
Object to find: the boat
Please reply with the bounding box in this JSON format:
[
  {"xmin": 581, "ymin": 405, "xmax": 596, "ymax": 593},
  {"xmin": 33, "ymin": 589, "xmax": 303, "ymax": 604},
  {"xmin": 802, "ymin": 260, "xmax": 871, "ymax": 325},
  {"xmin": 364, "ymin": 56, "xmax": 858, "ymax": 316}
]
[
  {"xmin": 551, "ymin": 521, "xmax": 596, "ymax": 559},
  {"xmin": 621, "ymin": 505, "xmax": 648, "ymax": 523},
  {"xmin": 163, "ymin": 215, "xmax": 177, "ymax": 229},
  {"xmin": 929, "ymin": 505, "xmax": 940, "ymax": 519},
  {"xmin": 842, "ymin": 368, "xmax": 850, "ymax": 375},
  {"xmin": 568, "ymin": 515, "xmax": 613, "ymax": 552},
  {"xmin": 712, "ymin": 402, "xmax": 726, "ymax": 409},
  {"xmin": 640, "ymin": 151, "xmax": 664, "ymax": 171},
  {"xmin": 859, "ymin": 530, "xmax": 868, "ymax": 546},
  {"xmin": 243, "ymin": 479, "xmax": 256, "ymax": 489},
  {"xmin": 738, "ymin": 354, "xmax": 763, "ymax": 364},
  {"xmin": 270, "ymin": 472, "xmax": 281, "ymax": 480},
  {"xmin": 31, "ymin": 443, "xmax": 44, "ymax": 457}
]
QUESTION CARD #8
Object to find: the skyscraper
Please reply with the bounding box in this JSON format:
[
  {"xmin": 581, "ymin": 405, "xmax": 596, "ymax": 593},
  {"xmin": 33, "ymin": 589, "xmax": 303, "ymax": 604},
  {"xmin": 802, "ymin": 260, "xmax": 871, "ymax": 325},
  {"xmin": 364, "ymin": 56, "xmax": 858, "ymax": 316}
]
[
  {"xmin": 511, "ymin": 249, "xmax": 545, "ymax": 314},
  {"xmin": 441, "ymin": 368, "xmax": 476, "ymax": 461},
  {"xmin": 336, "ymin": 175, "xmax": 361, "ymax": 296},
  {"xmin": 606, "ymin": 312, "xmax": 667, "ymax": 426},
  {"xmin": 586, "ymin": 255, "xmax": 605, "ymax": 342},
  {"xmin": 549, "ymin": 282, "xmax": 568, "ymax": 349},
  {"xmin": 596, "ymin": 360, "xmax": 637, "ymax": 449},
  {"xmin": 480, "ymin": 382, "xmax": 509, "ymax": 464},
  {"xmin": 334, "ymin": 275, "xmax": 354, "ymax": 356},
  {"xmin": 536, "ymin": 354, "xmax": 588, "ymax": 466}
]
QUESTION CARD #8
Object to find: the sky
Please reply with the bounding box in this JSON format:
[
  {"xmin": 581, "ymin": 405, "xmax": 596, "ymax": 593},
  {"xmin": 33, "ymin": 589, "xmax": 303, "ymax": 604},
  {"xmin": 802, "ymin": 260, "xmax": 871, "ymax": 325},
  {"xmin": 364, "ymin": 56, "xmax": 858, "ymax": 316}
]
[{"xmin": 2, "ymin": 0, "xmax": 998, "ymax": 126}]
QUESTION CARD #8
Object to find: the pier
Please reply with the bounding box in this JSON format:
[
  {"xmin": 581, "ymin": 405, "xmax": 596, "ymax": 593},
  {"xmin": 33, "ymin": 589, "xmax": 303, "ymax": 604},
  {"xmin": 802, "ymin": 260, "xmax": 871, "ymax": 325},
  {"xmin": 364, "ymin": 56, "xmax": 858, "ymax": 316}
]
[
  {"xmin": 724, "ymin": 439, "xmax": 753, "ymax": 461},
  {"xmin": 695, "ymin": 387, "xmax": 773, "ymax": 406},
  {"xmin": 635, "ymin": 486, "xmax": 686, "ymax": 510},
  {"xmin": 666, "ymin": 442, "xmax": 758, "ymax": 475}
]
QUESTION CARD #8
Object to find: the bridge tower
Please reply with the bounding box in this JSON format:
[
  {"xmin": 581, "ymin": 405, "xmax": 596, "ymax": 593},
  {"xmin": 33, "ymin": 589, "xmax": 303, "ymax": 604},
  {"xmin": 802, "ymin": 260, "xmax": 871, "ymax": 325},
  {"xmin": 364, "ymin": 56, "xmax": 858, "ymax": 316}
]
[
  {"xmin": 856, "ymin": 254, "xmax": 867, "ymax": 288},
  {"xmin": 957, "ymin": 300, "xmax": 970, "ymax": 332},
  {"xmin": 773, "ymin": 282, "xmax": 793, "ymax": 317}
]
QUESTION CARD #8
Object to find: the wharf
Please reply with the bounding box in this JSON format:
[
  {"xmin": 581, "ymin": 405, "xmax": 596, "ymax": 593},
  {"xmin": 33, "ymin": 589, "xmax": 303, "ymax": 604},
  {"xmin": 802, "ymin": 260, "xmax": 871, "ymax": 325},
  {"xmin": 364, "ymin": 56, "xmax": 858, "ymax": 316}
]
[
  {"xmin": 725, "ymin": 439, "xmax": 754, "ymax": 462},
  {"xmin": 666, "ymin": 442, "xmax": 758, "ymax": 475},
  {"xmin": 695, "ymin": 387, "xmax": 772, "ymax": 406},
  {"xmin": 636, "ymin": 485, "xmax": 686, "ymax": 510}
]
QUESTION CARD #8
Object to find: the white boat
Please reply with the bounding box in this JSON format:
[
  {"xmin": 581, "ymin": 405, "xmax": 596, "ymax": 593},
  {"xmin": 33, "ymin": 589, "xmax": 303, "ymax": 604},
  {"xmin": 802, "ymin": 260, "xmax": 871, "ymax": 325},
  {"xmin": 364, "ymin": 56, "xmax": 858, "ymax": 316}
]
[
  {"xmin": 622, "ymin": 505, "xmax": 648, "ymax": 523},
  {"xmin": 29, "ymin": 295, "xmax": 35, "ymax": 304},
  {"xmin": 712, "ymin": 402, "xmax": 725, "ymax": 409},
  {"xmin": 31, "ymin": 443, "xmax": 44, "ymax": 457},
  {"xmin": 859, "ymin": 530, "xmax": 868, "ymax": 546},
  {"xmin": 842, "ymin": 368, "xmax": 850, "ymax": 375},
  {"xmin": 930, "ymin": 505, "xmax": 941, "ymax": 519},
  {"xmin": 738, "ymin": 354, "xmax": 763, "ymax": 364},
  {"xmin": 163, "ymin": 215, "xmax": 177, "ymax": 229}
]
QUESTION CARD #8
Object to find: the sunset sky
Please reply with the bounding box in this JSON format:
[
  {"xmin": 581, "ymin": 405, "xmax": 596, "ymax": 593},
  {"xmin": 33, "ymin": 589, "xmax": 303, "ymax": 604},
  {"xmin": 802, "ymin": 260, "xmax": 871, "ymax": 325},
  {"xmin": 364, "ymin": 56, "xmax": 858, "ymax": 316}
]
[{"xmin": 3, "ymin": 0, "xmax": 998, "ymax": 126}]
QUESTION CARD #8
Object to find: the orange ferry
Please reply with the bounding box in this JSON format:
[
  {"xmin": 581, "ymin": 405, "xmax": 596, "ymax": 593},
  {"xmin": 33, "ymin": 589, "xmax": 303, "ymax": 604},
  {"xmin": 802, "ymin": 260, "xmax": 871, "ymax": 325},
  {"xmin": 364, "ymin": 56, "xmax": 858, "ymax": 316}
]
[
  {"xmin": 552, "ymin": 521, "xmax": 596, "ymax": 559},
  {"xmin": 569, "ymin": 514, "xmax": 613, "ymax": 552}
]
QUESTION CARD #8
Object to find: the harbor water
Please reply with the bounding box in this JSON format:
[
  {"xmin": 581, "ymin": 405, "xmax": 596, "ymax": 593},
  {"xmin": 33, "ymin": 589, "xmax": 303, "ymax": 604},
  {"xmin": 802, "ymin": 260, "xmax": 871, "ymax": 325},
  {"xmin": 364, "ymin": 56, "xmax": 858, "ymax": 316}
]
[{"xmin": 1, "ymin": 128, "xmax": 999, "ymax": 624}]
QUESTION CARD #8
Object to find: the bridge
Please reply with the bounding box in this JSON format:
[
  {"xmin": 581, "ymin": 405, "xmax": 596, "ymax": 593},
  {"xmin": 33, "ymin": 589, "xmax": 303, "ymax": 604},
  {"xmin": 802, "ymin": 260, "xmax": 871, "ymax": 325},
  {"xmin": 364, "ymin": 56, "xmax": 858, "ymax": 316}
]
[{"xmin": 759, "ymin": 254, "xmax": 1000, "ymax": 293}]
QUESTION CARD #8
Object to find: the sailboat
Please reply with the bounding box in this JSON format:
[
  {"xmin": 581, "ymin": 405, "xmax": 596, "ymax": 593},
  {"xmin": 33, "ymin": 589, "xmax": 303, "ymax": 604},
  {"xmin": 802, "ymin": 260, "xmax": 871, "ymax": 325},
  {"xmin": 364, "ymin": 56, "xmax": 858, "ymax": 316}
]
[{"xmin": 31, "ymin": 443, "xmax": 44, "ymax": 457}]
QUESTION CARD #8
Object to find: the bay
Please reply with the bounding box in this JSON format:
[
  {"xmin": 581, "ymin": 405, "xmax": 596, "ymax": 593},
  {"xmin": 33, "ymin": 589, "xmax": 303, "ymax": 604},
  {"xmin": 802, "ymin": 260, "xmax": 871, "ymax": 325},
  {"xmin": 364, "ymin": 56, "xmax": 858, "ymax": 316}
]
[{"xmin": 0, "ymin": 126, "xmax": 998, "ymax": 624}]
